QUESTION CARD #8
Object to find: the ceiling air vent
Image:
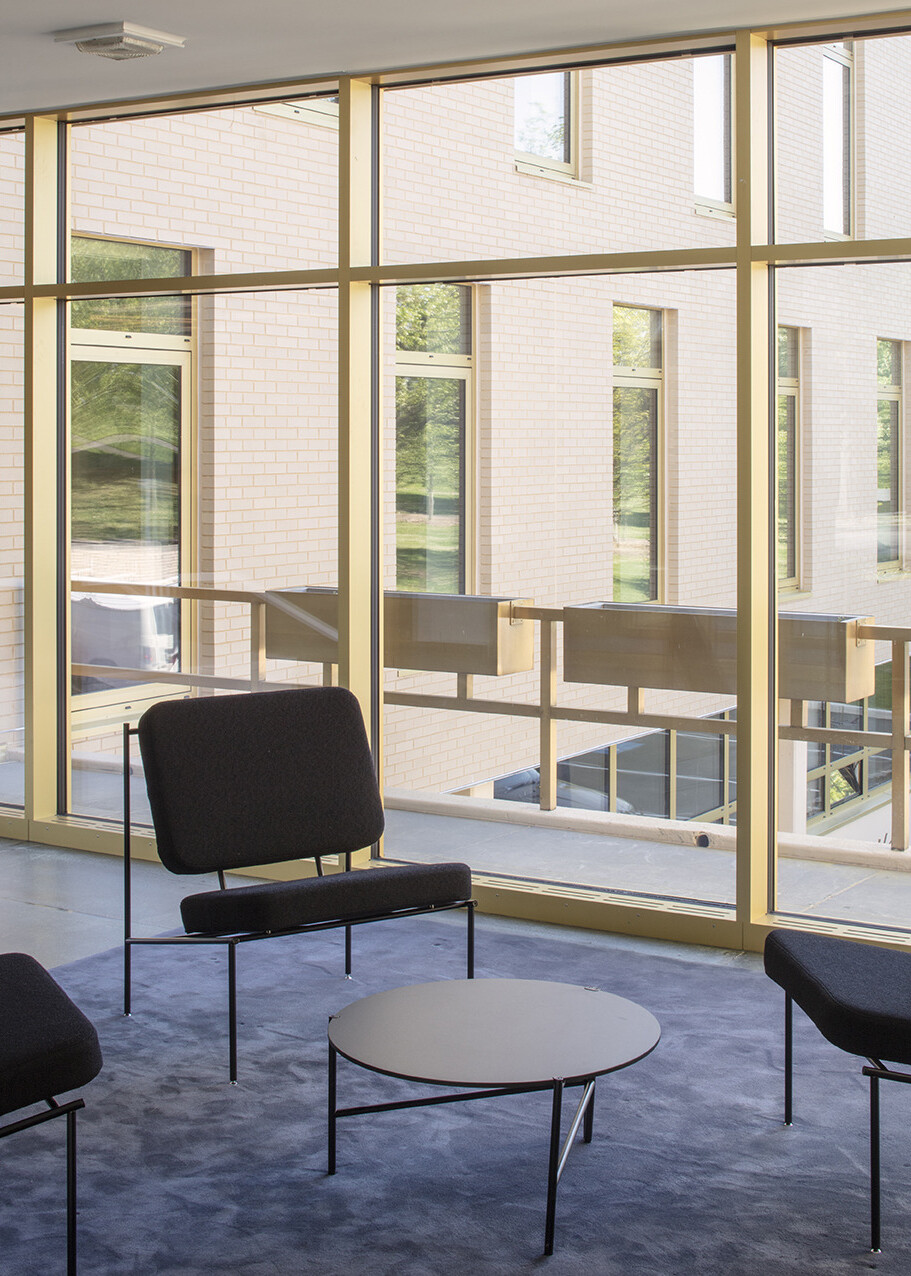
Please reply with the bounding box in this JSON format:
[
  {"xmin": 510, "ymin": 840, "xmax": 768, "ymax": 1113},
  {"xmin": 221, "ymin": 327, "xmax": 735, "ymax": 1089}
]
[{"xmin": 54, "ymin": 22, "xmax": 186, "ymax": 61}]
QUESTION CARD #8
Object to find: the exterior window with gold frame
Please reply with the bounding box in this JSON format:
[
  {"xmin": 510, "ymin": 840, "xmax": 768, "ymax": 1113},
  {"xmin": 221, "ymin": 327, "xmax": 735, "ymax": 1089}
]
[
  {"xmin": 877, "ymin": 336, "xmax": 903, "ymax": 571},
  {"xmin": 394, "ymin": 283, "xmax": 474, "ymax": 594},
  {"xmin": 612, "ymin": 304, "xmax": 662, "ymax": 603},
  {"xmin": 514, "ymin": 70, "xmax": 578, "ymax": 180},
  {"xmin": 693, "ymin": 52, "xmax": 734, "ymax": 216},
  {"xmin": 68, "ymin": 235, "xmax": 194, "ymax": 729},
  {"xmin": 823, "ymin": 41, "xmax": 854, "ymax": 238},
  {"xmin": 777, "ymin": 325, "xmax": 800, "ymax": 588}
]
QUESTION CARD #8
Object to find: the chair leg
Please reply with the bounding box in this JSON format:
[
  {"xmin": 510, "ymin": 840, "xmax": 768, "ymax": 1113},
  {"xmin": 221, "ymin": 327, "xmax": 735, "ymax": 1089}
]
[
  {"xmin": 66, "ymin": 1107, "xmax": 77, "ymax": 1276},
  {"xmin": 784, "ymin": 992, "xmax": 793, "ymax": 1125},
  {"xmin": 870, "ymin": 1071, "xmax": 881, "ymax": 1253},
  {"xmin": 123, "ymin": 944, "xmax": 131, "ymax": 1018},
  {"xmin": 344, "ymin": 925, "xmax": 352, "ymax": 978},
  {"xmin": 467, "ymin": 903, "xmax": 475, "ymax": 979},
  {"xmin": 228, "ymin": 943, "xmax": 238, "ymax": 1084}
]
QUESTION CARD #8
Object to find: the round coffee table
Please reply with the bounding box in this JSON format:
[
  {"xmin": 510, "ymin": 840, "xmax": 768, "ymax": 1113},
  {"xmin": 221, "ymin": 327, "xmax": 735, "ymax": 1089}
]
[{"xmin": 327, "ymin": 978, "xmax": 660, "ymax": 1254}]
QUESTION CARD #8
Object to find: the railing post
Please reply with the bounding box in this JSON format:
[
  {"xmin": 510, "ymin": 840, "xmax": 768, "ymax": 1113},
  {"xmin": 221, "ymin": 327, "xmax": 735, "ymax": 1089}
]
[
  {"xmin": 539, "ymin": 619, "xmax": 558, "ymax": 810},
  {"xmin": 249, "ymin": 601, "xmax": 266, "ymax": 691},
  {"xmin": 891, "ymin": 639, "xmax": 909, "ymax": 851}
]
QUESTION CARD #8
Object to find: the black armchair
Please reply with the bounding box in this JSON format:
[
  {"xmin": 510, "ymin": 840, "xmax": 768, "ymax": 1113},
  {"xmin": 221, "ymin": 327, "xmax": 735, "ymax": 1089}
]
[
  {"xmin": 123, "ymin": 686, "xmax": 475, "ymax": 1080},
  {"xmin": 765, "ymin": 927, "xmax": 911, "ymax": 1253},
  {"xmin": 0, "ymin": 953, "xmax": 103, "ymax": 1274}
]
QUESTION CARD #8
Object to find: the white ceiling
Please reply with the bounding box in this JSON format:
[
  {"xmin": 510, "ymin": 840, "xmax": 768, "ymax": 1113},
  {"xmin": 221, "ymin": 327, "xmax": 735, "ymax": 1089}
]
[{"xmin": 0, "ymin": 0, "xmax": 906, "ymax": 116}]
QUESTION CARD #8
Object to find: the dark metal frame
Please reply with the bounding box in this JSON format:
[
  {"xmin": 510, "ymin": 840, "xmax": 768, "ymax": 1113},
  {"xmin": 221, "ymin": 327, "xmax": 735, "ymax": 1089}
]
[
  {"xmin": 328, "ymin": 1043, "xmax": 596, "ymax": 1256},
  {"xmin": 0, "ymin": 1097, "xmax": 85, "ymax": 1275},
  {"xmin": 122, "ymin": 724, "xmax": 476, "ymax": 1082},
  {"xmin": 782, "ymin": 990, "xmax": 911, "ymax": 1253}
]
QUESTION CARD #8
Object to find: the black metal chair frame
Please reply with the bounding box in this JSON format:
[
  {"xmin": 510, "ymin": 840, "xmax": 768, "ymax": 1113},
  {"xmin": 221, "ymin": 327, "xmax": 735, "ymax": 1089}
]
[
  {"xmin": 122, "ymin": 723, "xmax": 476, "ymax": 1082},
  {"xmin": 0, "ymin": 1097, "xmax": 84, "ymax": 1275},
  {"xmin": 781, "ymin": 990, "xmax": 908, "ymax": 1254}
]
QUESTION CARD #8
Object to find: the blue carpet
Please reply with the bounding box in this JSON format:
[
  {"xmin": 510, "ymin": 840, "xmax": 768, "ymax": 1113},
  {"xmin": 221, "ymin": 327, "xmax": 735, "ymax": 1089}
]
[{"xmin": 2, "ymin": 915, "xmax": 909, "ymax": 1274}]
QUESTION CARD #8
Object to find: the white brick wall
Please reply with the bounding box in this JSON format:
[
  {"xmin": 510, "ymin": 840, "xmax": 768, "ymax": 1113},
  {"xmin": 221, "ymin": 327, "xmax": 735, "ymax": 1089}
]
[{"xmin": 4, "ymin": 43, "xmax": 911, "ymax": 810}]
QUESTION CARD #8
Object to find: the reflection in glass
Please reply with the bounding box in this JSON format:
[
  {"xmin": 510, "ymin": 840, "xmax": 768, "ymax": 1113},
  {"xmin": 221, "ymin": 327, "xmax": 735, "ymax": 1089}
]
[
  {"xmin": 777, "ymin": 326, "xmax": 799, "ymax": 583},
  {"xmin": 693, "ymin": 54, "xmax": 732, "ymax": 204},
  {"xmin": 71, "ymin": 236, "xmax": 190, "ymax": 335},
  {"xmin": 613, "ymin": 387, "xmax": 658, "ymax": 601},
  {"xmin": 71, "ymin": 360, "xmax": 181, "ymax": 691},
  {"xmin": 514, "ymin": 72, "xmax": 570, "ymax": 163},
  {"xmin": 613, "ymin": 305, "xmax": 662, "ymax": 368},
  {"xmin": 877, "ymin": 338, "xmax": 901, "ymax": 566},
  {"xmin": 394, "ymin": 284, "xmax": 470, "ymax": 594},
  {"xmin": 395, "ymin": 376, "xmax": 464, "ymax": 593},
  {"xmin": 613, "ymin": 305, "xmax": 661, "ymax": 602},
  {"xmin": 823, "ymin": 46, "xmax": 852, "ymax": 235},
  {"xmin": 396, "ymin": 283, "xmax": 471, "ymax": 355}
]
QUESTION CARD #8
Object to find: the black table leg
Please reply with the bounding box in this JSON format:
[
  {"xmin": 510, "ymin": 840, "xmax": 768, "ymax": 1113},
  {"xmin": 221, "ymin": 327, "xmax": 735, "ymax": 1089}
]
[
  {"xmin": 328, "ymin": 1043, "xmax": 337, "ymax": 1175},
  {"xmin": 544, "ymin": 1078, "xmax": 565, "ymax": 1256}
]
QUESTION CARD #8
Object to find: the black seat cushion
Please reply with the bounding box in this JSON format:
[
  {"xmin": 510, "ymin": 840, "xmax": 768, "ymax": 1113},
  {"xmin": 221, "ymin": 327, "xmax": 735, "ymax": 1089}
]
[
  {"xmin": 181, "ymin": 861, "xmax": 472, "ymax": 936},
  {"xmin": 0, "ymin": 953, "xmax": 103, "ymax": 1118},
  {"xmin": 764, "ymin": 929, "xmax": 911, "ymax": 1066}
]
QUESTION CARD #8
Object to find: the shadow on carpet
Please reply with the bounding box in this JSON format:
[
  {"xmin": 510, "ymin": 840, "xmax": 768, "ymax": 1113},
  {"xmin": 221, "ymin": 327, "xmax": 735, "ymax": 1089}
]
[{"xmin": 2, "ymin": 916, "xmax": 907, "ymax": 1275}]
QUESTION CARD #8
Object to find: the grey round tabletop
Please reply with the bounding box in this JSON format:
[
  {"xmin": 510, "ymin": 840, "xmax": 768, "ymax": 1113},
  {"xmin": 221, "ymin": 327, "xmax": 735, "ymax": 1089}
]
[{"xmin": 328, "ymin": 978, "xmax": 660, "ymax": 1088}]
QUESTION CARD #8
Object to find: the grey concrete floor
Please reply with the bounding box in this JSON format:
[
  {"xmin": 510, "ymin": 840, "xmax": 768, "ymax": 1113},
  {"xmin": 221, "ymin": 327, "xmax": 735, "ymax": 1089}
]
[
  {"xmin": 4, "ymin": 804, "xmax": 911, "ymax": 971},
  {"xmin": 0, "ymin": 833, "xmax": 764, "ymax": 975},
  {"xmin": 383, "ymin": 808, "xmax": 911, "ymax": 931}
]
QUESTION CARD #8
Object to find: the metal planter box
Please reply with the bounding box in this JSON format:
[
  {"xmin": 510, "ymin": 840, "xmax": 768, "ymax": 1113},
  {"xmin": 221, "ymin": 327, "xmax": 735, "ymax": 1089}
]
[
  {"xmin": 265, "ymin": 588, "xmax": 534, "ymax": 677},
  {"xmin": 562, "ymin": 602, "xmax": 874, "ymax": 703}
]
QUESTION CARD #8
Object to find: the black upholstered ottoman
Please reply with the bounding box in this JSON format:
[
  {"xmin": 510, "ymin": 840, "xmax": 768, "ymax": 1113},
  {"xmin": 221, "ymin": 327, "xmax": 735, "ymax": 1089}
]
[
  {"xmin": 764, "ymin": 928, "xmax": 911, "ymax": 1253},
  {"xmin": 0, "ymin": 953, "xmax": 103, "ymax": 1274}
]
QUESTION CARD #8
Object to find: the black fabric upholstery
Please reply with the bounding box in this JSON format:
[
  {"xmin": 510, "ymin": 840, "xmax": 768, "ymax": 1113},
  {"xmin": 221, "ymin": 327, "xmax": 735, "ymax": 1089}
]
[
  {"xmin": 0, "ymin": 953, "xmax": 103, "ymax": 1118},
  {"xmin": 764, "ymin": 928, "xmax": 911, "ymax": 1066},
  {"xmin": 181, "ymin": 861, "xmax": 472, "ymax": 935},
  {"xmin": 138, "ymin": 686, "xmax": 385, "ymax": 874}
]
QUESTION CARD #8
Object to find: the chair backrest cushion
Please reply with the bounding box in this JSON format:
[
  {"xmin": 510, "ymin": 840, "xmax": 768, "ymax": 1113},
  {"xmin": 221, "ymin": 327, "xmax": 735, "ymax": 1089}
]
[
  {"xmin": 0, "ymin": 953, "xmax": 103, "ymax": 1116},
  {"xmin": 138, "ymin": 687, "xmax": 385, "ymax": 874}
]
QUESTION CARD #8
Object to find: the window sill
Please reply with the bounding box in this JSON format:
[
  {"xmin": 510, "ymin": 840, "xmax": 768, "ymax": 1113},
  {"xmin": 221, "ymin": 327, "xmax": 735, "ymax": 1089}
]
[
  {"xmin": 694, "ymin": 200, "xmax": 735, "ymax": 221},
  {"xmin": 514, "ymin": 160, "xmax": 589, "ymax": 187}
]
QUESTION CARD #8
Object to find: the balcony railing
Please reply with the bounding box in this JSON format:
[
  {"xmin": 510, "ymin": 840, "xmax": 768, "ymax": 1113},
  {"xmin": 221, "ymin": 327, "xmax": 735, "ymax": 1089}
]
[{"xmin": 69, "ymin": 581, "xmax": 911, "ymax": 849}]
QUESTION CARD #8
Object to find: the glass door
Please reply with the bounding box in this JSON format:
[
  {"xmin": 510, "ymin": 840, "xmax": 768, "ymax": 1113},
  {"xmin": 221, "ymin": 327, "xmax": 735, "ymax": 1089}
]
[{"xmin": 69, "ymin": 341, "xmax": 191, "ymax": 814}]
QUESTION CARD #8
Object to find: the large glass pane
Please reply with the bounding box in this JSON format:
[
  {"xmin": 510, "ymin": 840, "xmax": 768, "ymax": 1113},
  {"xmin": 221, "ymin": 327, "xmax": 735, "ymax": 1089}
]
[
  {"xmin": 0, "ymin": 306, "xmax": 23, "ymax": 808},
  {"xmin": 776, "ymin": 34, "xmax": 911, "ymax": 242},
  {"xmin": 69, "ymin": 99, "xmax": 338, "ymax": 276},
  {"xmin": 383, "ymin": 58, "xmax": 736, "ymax": 264},
  {"xmin": 0, "ymin": 133, "xmax": 24, "ymax": 286},
  {"xmin": 383, "ymin": 270, "xmax": 737, "ymax": 909},
  {"xmin": 776, "ymin": 261, "xmax": 911, "ymax": 932}
]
